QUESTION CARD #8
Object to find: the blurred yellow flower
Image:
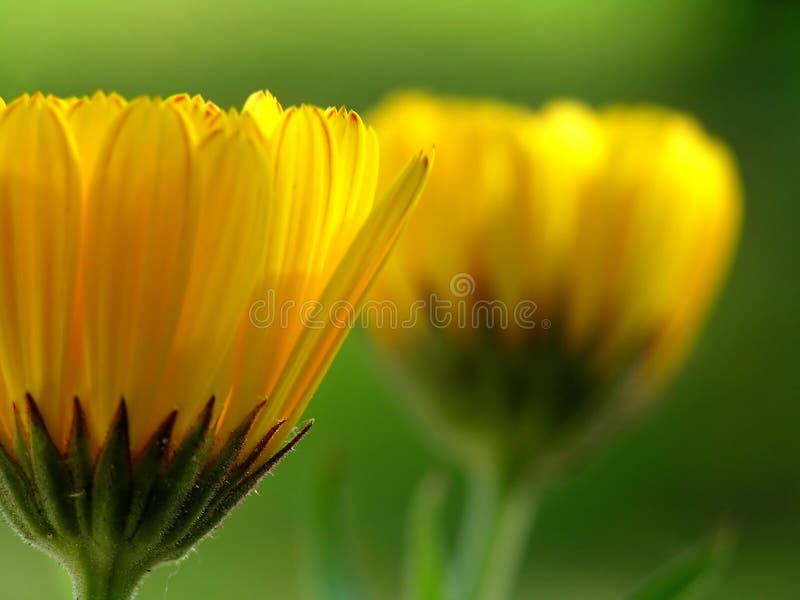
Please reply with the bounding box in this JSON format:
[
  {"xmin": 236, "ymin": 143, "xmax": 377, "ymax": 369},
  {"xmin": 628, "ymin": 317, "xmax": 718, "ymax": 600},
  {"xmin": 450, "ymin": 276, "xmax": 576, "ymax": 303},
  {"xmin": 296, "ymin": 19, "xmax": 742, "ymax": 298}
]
[
  {"xmin": 369, "ymin": 92, "xmax": 741, "ymax": 460},
  {"xmin": 0, "ymin": 90, "xmax": 431, "ymax": 598}
]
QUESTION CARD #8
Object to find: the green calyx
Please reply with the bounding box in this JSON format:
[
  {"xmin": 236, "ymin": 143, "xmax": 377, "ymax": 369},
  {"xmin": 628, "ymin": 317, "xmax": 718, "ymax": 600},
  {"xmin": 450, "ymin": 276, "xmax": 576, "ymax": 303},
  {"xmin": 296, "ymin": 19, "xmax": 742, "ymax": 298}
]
[
  {"xmin": 0, "ymin": 395, "xmax": 312, "ymax": 600},
  {"xmin": 395, "ymin": 327, "xmax": 648, "ymax": 475}
]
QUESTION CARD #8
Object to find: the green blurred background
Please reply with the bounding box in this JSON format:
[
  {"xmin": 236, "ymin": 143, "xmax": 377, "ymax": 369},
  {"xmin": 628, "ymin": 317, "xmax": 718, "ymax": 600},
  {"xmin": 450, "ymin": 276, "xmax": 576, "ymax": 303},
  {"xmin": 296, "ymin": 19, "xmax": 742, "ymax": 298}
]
[{"xmin": 0, "ymin": 0, "xmax": 797, "ymax": 598}]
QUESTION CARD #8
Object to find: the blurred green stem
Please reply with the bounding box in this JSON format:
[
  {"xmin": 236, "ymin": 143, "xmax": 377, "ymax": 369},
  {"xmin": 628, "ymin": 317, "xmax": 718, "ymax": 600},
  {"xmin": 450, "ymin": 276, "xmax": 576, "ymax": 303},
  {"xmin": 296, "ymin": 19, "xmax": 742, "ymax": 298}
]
[
  {"xmin": 310, "ymin": 456, "xmax": 360, "ymax": 600},
  {"xmin": 450, "ymin": 456, "xmax": 538, "ymax": 600}
]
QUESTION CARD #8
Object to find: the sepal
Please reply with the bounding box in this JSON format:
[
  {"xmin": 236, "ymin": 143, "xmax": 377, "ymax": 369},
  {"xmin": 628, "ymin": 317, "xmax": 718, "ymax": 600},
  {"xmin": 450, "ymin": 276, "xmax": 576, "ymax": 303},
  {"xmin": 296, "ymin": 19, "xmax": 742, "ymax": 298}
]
[
  {"xmin": 91, "ymin": 401, "xmax": 132, "ymax": 542},
  {"xmin": 0, "ymin": 441, "xmax": 53, "ymax": 543},
  {"xmin": 27, "ymin": 394, "xmax": 79, "ymax": 538},
  {"xmin": 68, "ymin": 398, "xmax": 93, "ymax": 536},
  {"xmin": 124, "ymin": 410, "xmax": 177, "ymax": 539},
  {"xmin": 0, "ymin": 395, "xmax": 312, "ymax": 598},
  {"xmin": 131, "ymin": 397, "xmax": 216, "ymax": 546},
  {"xmin": 12, "ymin": 404, "xmax": 33, "ymax": 480},
  {"xmin": 162, "ymin": 400, "xmax": 266, "ymax": 545},
  {"xmin": 156, "ymin": 418, "xmax": 313, "ymax": 562}
]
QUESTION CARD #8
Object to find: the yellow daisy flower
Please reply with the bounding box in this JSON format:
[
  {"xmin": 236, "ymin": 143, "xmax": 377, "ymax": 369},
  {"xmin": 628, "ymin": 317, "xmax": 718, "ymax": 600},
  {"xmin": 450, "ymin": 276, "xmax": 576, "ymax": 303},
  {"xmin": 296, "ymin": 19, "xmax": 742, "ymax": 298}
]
[
  {"xmin": 368, "ymin": 91, "xmax": 740, "ymax": 600},
  {"xmin": 370, "ymin": 91, "xmax": 740, "ymax": 466},
  {"xmin": 0, "ymin": 90, "xmax": 432, "ymax": 599}
]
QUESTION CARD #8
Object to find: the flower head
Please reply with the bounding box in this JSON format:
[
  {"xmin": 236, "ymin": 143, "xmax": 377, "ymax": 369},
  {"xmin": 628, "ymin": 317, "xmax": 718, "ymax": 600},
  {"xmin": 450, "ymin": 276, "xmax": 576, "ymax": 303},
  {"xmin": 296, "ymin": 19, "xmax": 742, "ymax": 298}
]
[
  {"xmin": 0, "ymin": 90, "xmax": 431, "ymax": 595},
  {"xmin": 369, "ymin": 92, "xmax": 740, "ymax": 463}
]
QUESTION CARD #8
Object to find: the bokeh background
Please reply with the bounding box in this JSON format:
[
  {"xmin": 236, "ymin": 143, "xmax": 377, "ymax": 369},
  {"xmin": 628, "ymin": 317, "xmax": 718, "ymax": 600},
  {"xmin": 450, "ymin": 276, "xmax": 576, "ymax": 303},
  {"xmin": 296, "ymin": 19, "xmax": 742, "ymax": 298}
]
[{"xmin": 0, "ymin": 1, "xmax": 797, "ymax": 598}]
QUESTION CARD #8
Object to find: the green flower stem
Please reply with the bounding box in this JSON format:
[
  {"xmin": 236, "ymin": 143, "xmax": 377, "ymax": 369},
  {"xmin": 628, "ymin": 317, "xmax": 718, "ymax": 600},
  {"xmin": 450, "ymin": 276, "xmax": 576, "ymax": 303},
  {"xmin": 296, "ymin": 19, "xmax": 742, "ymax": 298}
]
[
  {"xmin": 473, "ymin": 473, "xmax": 538, "ymax": 600},
  {"xmin": 68, "ymin": 547, "xmax": 144, "ymax": 600},
  {"xmin": 449, "ymin": 458, "xmax": 498, "ymax": 599},
  {"xmin": 450, "ymin": 456, "xmax": 539, "ymax": 600}
]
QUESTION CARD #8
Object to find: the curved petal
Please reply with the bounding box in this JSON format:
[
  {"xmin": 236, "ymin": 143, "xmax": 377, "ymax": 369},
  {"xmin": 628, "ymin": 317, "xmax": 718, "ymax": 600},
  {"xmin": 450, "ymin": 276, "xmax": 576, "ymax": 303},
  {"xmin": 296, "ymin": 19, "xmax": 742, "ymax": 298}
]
[
  {"xmin": 67, "ymin": 92, "xmax": 127, "ymax": 191},
  {"xmin": 638, "ymin": 132, "xmax": 742, "ymax": 389},
  {"xmin": 488, "ymin": 102, "xmax": 604, "ymax": 314},
  {"xmin": 577, "ymin": 110, "xmax": 742, "ymax": 389},
  {"xmin": 167, "ymin": 93, "xmax": 225, "ymax": 140},
  {"xmin": 369, "ymin": 94, "xmax": 526, "ymax": 326},
  {"xmin": 242, "ymin": 90, "xmax": 283, "ymax": 139},
  {"xmin": 216, "ymin": 105, "xmax": 337, "ymax": 435},
  {"xmin": 322, "ymin": 107, "xmax": 380, "ymax": 265},
  {"xmin": 250, "ymin": 149, "xmax": 433, "ymax": 455},
  {"xmin": 161, "ymin": 122, "xmax": 271, "ymax": 443},
  {"xmin": 0, "ymin": 94, "xmax": 82, "ymax": 444},
  {"xmin": 80, "ymin": 99, "xmax": 198, "ymax": 449}
]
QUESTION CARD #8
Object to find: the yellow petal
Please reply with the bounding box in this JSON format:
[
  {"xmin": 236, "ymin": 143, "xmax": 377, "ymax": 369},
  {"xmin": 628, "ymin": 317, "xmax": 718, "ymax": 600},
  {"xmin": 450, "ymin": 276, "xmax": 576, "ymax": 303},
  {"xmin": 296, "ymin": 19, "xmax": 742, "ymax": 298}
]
[
  {"xmin": 251, "ymin": 149, "xmax": 433, "ymax": 453},
  {"xmin": 242, "ymin": 90, "xmax": 283, "ymax": 139},
  {"xmin": 167, "ymin": 93, "xmax": 225, "ymax": 139},
  {"xmin": 323, "ymin": 107, "xmax": 380, "ymax": 264},
  {"xmin": 511, "ymin": 102, "xmax": 603, "ymax": 310},
  {"xmin": 0, "ymin": 94, "xmax": 82, "ymax": 443},
  {"xmin": 566, "ymin": 108, "xmax": 742, "ymax": 388},
  {"xmin": 80, "ymin": 99, "xmax": 198, "ymax": 449},
  {"xmin": 369, "ymin": 93, "xmax": 527, "ymax": 331},
  {"xmin": 217, "ymin": 105, "xmax": 337, "ymax": 436},
  {"xmin": 160, "ymin": 122, "xmax": 271, "ymax": 443},
  {"xmin": 642, "ymin": 138, "xmax": 742, "ymax": 388},
  {"xmin": 67, "ymin": 91, "xmax": 127, "ymax": 190},
  {"xmin": 594, "ymin": 113, "xmax": 702, "ymax": 364},
  {"xmin": 47, "ymin": 95, "xmax": 81, "ymax": 115}
]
